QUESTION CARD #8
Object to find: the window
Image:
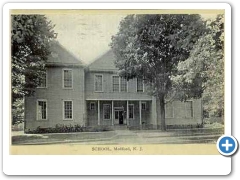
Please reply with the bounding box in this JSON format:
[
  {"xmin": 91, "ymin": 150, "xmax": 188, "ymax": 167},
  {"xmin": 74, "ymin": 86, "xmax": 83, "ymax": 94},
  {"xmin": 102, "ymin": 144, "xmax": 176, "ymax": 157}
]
[
  {"xmin": 115, "ymin": 111, "xmax": 119, "ymax": 119},
  {"xmin": 120, "ymin": 77, "xmax": 127, "ymax": 92},
  {"xmin": 103, "ymin": 104, "xmax": 111, "ymax": 120},
  {"xmin": 129, "ymin": 104, "xmax": 134, "ymax": 119},
  {"xmin": 37, "ymin": 100, "xmax": 47, "ymax": 120},
  {"xmin": 185, "ymin": 101, "xmax": 193, "ymax": 118},
  {"xmin": 63, "ymin": 69, "xmax": 73, "ymax": 88},
  {"xmin": 112, "ymin": 76, "xmax": 128, "ymax": 92},
  {"xmin": 90, "ymin": 102, "xmax": 95, "ymax": 110},
  {"xmin": 113, "ymin": 76, "xmax": 120, "ymax": 92},
  {"xmin": 38, "ymin": 71, "xmax": 47, "ymax": 88},
  {"xmin": 141, "ymin": 102, "xmax": 146, "ymax": 110},
  {"xmin": 165, "ymin": 102, "xmax": 174, "ymax": 118},
  {"xmin": 63, "ymin": 100, "xmax": 73, "ymax": 120},
  {"xmin": 137, "ymin": 78, "xmax": 144, "ymax": 92},
  {"xmin": 95, "ymin": 74, "xmax": 103, "ymax": 92}
]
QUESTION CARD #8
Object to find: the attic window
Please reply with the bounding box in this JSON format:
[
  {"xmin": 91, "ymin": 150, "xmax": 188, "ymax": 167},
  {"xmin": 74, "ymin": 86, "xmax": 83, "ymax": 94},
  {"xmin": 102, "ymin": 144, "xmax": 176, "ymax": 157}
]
[{"xmin": 51, "ymin": 52, "xmax": 58, "ymax": 58}]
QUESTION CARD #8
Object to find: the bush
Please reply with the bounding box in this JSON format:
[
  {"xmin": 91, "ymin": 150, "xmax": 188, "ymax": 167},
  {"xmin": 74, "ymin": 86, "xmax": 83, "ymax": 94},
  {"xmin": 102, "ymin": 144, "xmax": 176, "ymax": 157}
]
[
  {"xmin": 203, "ymin": 117, "xmax": 224, "ymax": 124},
  {"xmin": 25, "ymin": 124, "xmax": 113, "ymax": 134},
  {"xmin": 166, "ymin": 123, "xmax": 203, "ymax": 130},
  {"xmin": 203, "ymin": 122, "xmax": 224, "ymax": 128},
  {"xmin": 12, "ymin": 122, "xmax": 24, "ymax": 131},
  {"xmin": 85, "ymin": 126, "xmax": 113, "ymax": 132}
]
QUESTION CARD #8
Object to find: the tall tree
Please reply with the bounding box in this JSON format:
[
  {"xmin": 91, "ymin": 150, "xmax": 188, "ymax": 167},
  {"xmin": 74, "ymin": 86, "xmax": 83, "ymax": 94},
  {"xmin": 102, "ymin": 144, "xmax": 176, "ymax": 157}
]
[
  {"xmin": 172, "ymin": 15, "xmax": 224, "ymax": 117},
  {"xmin": 111, "ymin": 14, "xmax": 206, "ymax": 130},
  {"xmin": 11, "ymin": 15, "xmax": 55, "ymax": 124}
]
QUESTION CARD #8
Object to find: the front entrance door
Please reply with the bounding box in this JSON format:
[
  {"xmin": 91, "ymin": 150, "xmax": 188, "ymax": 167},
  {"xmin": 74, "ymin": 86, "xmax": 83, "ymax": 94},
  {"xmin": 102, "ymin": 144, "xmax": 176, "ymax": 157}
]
[
  {"xmin": 115, "ymin": 110, "xmax": 124, "ymax": 125},
  {"xmin": 119, "ymin": 111, "xmax": 124, "ymax": 124}
]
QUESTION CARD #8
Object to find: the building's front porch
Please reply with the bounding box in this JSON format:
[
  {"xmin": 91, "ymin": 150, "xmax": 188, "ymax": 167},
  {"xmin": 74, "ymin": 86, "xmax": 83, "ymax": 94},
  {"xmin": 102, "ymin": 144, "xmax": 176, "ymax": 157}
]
[{"xmin": 86, "ymin": 100, "xmax": 152, "ymax": 128}]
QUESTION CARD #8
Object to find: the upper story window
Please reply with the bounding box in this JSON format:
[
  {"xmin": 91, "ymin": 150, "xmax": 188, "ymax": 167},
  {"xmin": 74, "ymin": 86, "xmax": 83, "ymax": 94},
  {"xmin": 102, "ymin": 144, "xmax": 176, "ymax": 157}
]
[
  {"xmin": 137, "ymin": 78, "xmax": 144, "ymax": 92},
  {"xmin": 120, "ymin": 77, "xmax": 127, "ymax": 92},
  {"xmin": 63, "ymin": 69, "xmax": 73, "ymax": 89},
  {"xmin": 95, "ymin": 74, "xmax": 103, "ymax": 92},
  {"xmin": 37, "ymin": 100, "xmax": 47, "ymax": 120},
  {"xmin": 113, "ymin": 76, "xmax": 120, "ymax": 92},
  {"xmin": 112, "ymin": 76, "xmax": 127, "ymax": 92},
  {"xmin": 185, "ymin": 101, "xmax": 193, "ymax": 118},
  {"xmin": 37, "ymin": 71, "xmax": 47, "ymax": 88}
]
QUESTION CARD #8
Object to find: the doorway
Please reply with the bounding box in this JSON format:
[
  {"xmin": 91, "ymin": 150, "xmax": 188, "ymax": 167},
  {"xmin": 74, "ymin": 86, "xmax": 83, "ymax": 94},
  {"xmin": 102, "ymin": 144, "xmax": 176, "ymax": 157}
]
[{"xmin": 115, "ymin": 110, "xmax": 124, "ymax": 125}]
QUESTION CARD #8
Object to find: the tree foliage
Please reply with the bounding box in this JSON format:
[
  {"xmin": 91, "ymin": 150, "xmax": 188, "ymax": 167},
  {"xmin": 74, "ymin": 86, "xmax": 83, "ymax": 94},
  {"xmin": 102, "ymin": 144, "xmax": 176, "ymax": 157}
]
[
  {"xmin": 111, "ymin": 14, "xmax": 206, "ymax": 130},
  {"xmin": 11, "ymin": 15, "xmax": 55, "ymax": 124},
  {"xmin": 11, "ymin": 98, "xmax": 24, "ymax": 125},
  {"xmin": 172, "ymin": 15, "xmax": 224, "ymax": 117}
]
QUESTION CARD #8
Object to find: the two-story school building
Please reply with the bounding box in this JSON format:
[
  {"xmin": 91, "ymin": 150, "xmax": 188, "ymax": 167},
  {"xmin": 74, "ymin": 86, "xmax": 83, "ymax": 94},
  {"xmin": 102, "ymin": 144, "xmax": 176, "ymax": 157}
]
[{"xmin": 24, "ymin": 41, "xmax": 203, "ymax": 131}]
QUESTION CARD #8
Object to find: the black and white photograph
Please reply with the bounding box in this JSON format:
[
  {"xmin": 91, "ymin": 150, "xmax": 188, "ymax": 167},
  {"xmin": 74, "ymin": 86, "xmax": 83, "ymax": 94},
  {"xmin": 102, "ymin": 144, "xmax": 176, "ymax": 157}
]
[{"xmin": 10, "ymin": 9, "xmax": 224, "ymax": 152}]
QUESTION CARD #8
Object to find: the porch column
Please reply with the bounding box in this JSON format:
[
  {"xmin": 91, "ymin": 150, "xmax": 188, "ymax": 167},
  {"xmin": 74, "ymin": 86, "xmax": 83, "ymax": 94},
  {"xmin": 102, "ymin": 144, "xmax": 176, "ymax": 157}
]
[
  {"xmin": 98, "ymin": 100, "xmax": 100, "ymax": 125},
  {"xmin": 139, "ymin": 100, "xmax": 142, "ymax": 127},
  {"xmin": 127, "ymin": 100, "xmax": 129, "ymax": 126},
  {"xmin": 112, "ymin": 101, "xmax": 114, "ymax": 126}
]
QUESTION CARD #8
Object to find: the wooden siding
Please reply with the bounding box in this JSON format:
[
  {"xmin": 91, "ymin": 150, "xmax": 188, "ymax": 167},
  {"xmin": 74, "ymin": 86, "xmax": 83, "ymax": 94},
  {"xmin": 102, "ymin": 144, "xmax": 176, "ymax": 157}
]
[
  {"xmin": 155, "ymin": 98, "xmax": 203, "ymax": 126},
  {"xmin": 85, "ymin": 72, "xmax": 152, "ymax": 100},
  {"xmin": 25, "ymin": 67, "xmax": 85, "ymax": 131}
]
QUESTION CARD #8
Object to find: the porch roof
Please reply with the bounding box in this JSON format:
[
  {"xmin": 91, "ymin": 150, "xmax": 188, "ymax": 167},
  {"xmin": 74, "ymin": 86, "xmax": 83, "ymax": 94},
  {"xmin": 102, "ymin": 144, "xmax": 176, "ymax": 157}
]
[{"xmin": 86, "ymin": 99, "xmax": 152, "ymax": 101}]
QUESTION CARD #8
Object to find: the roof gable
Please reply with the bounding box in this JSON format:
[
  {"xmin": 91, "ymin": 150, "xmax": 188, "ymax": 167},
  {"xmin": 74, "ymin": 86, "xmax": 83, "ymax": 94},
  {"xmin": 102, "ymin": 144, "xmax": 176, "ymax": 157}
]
[
  {"xmin": 88, "ymin": 50, "xmax": 118, "ymax": 71},
  {"xmin": 47, "ymin": 41, "xmax": 84, "ymax": 67}
]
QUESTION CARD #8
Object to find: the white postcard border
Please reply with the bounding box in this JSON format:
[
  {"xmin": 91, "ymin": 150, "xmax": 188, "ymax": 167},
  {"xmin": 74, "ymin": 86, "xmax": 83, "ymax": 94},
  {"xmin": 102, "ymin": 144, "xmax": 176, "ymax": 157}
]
[{"xmin": 3, "ymin": 2, "xmax": 231, "ymax": 175}]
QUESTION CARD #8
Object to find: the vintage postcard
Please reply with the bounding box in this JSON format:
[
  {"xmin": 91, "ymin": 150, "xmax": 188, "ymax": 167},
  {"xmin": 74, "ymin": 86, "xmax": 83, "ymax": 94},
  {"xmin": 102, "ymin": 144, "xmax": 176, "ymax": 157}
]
[{"xmin": 3, "ymin": 2, "xmax": 232, "ymax": 175}]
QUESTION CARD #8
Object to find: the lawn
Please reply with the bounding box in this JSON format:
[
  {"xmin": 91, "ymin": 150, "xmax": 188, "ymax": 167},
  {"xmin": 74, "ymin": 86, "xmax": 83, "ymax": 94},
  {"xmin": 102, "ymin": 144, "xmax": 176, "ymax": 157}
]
[{"xmin": 11, "ymin": 127, "xmax": 224, "ymax": 145}]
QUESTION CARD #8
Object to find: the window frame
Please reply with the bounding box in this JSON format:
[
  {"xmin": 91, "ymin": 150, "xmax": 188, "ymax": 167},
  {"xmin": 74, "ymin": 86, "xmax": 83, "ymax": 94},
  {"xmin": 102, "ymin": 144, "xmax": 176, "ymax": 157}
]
[
  {"xmin": 136, "ymin": 78, "xmax": 144, "ymax": 92},
  {"xmin": 36, "ymin": 99, "xmax": 48, "ymax": 120},
  {"xmin": 120, "ymin": 77, "xmax": 128, "ymax": 92},
  {"xmin": 112, "ymin": 75, "xmax": 128, "ymax": 92},
  {"xmin": 94, "ymin": 74, "xmax": 103, "ymax": 92},
  {"xmin": 165, "ymin": 102, "xmax": 174, "ymax": 118},
  {"xmin": 128, "ymin": 104, "xmax": 134, "ymax": 119},
  {"xmin": 112, "ymin": 75, "xmax": 120, "ymax": 92},
  {"xmin": 141, "ymin": 102, "xmax": 147, "ymax": 110},
  {"xmin": 37, "ymin": 71, "xmax": 47, "ymax": 88},
  {"xmin": 90, "ymin": 102, "xmax": 95, "ymax": 110},
  {"xmin": 63, "ymin": 100, "xmax": 73, "ymax": 120},
  {"xmin": 103, "ymin": 104, "xmax": 111, "ymax": 120},
  {"xmin": 62, "ymin": 68, "xmax": 73, "ymax": 89},
  {"xmin": 185, "ymin": 100, "xmax": 194, "ymax": 118}
]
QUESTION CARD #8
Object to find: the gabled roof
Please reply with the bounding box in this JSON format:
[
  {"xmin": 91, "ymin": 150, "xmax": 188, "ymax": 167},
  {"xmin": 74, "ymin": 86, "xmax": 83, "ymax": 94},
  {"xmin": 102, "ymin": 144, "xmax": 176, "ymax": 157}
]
[
  {"xmin": 88, "ymin": 50, "xmax": 118, "ymax": 71},
  {"xmin": 46, "ymin": 41, "xmax": 84, "ymax": 67}
]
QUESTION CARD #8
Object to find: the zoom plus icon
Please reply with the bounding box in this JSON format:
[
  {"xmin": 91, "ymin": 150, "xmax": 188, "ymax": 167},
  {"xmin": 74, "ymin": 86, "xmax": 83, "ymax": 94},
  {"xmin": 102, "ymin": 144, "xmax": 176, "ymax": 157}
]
[{"xmin": 217, "ymin": 135, "xmax": 238, "ymax": 156}]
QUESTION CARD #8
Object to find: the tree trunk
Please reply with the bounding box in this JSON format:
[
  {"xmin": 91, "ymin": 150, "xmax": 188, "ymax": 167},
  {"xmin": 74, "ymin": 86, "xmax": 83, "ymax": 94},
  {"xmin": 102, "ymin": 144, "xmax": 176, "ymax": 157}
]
[{"xmin": 158, "ymin": 93, "xmax": 166, "ymax": 131}]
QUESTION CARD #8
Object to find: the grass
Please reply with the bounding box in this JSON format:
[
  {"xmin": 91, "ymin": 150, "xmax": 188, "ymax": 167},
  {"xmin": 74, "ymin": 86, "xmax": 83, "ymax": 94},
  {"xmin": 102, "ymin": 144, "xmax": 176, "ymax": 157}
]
[{"xmin": 11, "ymin": 126, "xmax": 224, "ymax": 145}]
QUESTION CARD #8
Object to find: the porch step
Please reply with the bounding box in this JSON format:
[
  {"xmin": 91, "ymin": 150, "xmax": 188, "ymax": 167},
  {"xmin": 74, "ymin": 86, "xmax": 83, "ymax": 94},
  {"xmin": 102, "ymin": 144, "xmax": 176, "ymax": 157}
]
[{"xmin": 114, "ymin": 125, "xmax": 128, "ymax": 130}]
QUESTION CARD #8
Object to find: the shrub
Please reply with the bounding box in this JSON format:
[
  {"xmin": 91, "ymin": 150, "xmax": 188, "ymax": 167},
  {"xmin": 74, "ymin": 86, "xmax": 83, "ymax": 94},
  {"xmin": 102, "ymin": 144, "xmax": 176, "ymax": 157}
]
[
  {"xmin": 166, "ymin": 123, "xmax": 203, "ymax": 130},
  {"xmin": 25, "ymin": 124, "xmax": 113, "ymax": 134}
]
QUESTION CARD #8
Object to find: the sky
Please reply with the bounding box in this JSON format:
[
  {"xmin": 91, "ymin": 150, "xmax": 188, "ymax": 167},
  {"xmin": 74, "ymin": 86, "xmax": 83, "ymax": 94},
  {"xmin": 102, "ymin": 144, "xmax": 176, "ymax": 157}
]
[
  {"xmin": 46, "ymin": 14, "xmax": 126, "ymax": 64},
  {"xmin": 46, "ymin": 13, "xmax": 218, "ymax": 65}
]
